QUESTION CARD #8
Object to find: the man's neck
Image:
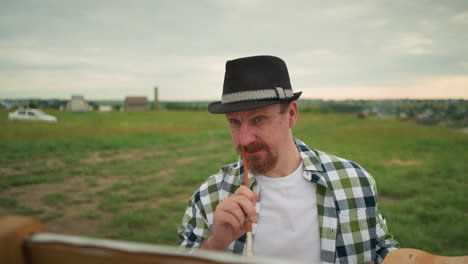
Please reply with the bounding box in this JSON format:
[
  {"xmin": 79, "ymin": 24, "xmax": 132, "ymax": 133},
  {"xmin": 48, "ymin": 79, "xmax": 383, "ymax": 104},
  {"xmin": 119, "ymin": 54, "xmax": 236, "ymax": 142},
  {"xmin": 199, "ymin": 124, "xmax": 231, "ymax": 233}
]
[{"xmin": 264, "ymin": 138, "xmax": 301, "ymax": 178}]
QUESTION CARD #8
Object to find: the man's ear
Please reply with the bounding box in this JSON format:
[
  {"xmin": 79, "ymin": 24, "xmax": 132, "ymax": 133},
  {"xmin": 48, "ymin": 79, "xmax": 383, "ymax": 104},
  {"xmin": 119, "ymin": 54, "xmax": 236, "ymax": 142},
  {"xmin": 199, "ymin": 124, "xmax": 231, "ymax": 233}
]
[{"xmin": 288, "ymin": 101, "xmax": 298, "ymax": 128}]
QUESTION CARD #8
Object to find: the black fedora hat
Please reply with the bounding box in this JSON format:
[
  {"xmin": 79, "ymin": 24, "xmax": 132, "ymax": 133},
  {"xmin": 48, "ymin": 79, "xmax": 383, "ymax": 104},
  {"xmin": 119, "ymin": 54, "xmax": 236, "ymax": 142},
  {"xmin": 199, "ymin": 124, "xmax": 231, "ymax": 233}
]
[{"xmin": 208, "ymin": 55, "xmax": 302, "ymax": 114}]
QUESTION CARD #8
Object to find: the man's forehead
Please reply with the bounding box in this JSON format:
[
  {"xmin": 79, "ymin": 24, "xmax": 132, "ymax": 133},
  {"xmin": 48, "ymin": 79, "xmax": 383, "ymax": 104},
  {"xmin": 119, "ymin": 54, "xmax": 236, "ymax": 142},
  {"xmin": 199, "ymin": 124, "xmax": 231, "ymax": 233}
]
[{"xmin": 225, "ymin": 104, "xmax": 279, "ymax": 118}]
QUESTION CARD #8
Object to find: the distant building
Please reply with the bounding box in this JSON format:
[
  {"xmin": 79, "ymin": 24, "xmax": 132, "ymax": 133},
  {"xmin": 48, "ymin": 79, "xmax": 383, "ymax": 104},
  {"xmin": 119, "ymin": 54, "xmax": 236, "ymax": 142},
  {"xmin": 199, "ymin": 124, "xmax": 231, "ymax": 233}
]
[
  {"xmin": 0, "ymin": 100, "xmax": 16, "ymax": 109},
  {"xmin": 98, "ymin": 105, "xmax": 113, "ymax": 112},
  {"xmin": 66, "ymin": 95, "xmax": 92, "ymax": 113},
  {"xmin": 125, "ymin": 96, "xmax": 149, "ymax": 111}
]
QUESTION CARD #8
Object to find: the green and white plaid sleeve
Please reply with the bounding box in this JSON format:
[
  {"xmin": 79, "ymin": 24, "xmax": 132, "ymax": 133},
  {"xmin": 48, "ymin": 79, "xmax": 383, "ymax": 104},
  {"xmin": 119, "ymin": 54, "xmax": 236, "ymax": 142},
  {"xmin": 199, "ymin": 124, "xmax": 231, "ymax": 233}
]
[
  {"xmin": 297, "ymin": 139, "xmax": 399, "ymax": 263},
  {"xmin": 178, "ymin": 163, "xmax": 242, "ymax": 251},
  {"xmin": 373, "ymin": 185, "xmax": 400, "ymax": 263}
]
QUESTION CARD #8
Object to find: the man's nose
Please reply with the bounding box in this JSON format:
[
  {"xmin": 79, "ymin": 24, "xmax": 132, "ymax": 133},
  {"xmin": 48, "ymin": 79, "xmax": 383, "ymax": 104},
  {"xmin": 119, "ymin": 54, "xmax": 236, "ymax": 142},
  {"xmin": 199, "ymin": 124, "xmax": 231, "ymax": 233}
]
[{"xmin": 238, "ymin": 124, "xmax": 255, "ymax": 147}]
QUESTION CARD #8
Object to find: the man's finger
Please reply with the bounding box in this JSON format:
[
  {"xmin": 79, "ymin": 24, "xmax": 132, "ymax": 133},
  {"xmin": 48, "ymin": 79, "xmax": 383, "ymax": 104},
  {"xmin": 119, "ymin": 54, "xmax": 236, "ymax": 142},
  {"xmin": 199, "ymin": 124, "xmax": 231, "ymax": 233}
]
[
  {"xmin": 217, "ymin": 210, "xmax": 243, "ymax": 231},
  {"xmin": 218, "ymin": 202, "xmax": 246, "ymax": 227},
  {"xmin": 234, "ymin": 186, "xmax": 259, "ymax": 204},
  {"xmin": 233, "ymin": 195, "xmax": 257, "ymax": 223}
]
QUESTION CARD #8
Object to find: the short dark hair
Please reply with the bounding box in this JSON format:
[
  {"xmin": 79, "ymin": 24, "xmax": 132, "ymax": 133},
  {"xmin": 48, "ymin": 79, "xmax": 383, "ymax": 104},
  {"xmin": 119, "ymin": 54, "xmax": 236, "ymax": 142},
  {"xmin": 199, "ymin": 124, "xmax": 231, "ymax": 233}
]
[{"xmin": 279, "ymin": 101, "xmax": 291, "ymax": 114}]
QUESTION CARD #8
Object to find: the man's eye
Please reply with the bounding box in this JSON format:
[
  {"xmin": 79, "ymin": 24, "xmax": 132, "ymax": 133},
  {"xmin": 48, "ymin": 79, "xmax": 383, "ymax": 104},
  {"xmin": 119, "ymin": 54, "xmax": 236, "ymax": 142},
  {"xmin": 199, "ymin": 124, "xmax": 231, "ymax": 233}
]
[
  {"xmin": 229, "ymin": 119, "xmax": 240, "ymax": 125},
  {"xmin": 255, "ymin": 117, "xmax": 264, "ymax": 122}
]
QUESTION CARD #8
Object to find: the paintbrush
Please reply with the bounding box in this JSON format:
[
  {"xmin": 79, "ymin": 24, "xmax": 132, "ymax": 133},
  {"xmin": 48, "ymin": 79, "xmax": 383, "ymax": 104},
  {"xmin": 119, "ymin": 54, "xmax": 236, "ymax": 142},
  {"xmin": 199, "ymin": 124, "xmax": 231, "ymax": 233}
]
[{"xmin": 242, "ymin": 146, "xmax": 253, "ymax": 257}]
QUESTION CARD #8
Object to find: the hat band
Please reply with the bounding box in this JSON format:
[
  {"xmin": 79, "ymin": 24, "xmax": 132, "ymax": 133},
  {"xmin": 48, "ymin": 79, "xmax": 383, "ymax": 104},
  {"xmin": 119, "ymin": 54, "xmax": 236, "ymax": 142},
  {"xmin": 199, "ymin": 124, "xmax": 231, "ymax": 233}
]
[{"xmin": 221, "ymin": 87, "xmax": 294, "ymax": 104}]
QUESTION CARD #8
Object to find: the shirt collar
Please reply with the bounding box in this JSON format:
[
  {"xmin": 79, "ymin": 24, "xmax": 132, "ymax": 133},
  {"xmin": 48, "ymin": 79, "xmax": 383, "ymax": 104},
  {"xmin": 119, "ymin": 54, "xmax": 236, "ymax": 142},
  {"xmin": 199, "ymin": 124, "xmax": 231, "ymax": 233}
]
[
  {"xmin": 294, "ymin": 138, "xmax": 331, "ymax": 188},
  {"xmin": 294, "ymin": 138, "xmax": 325, "ymax": 173}
]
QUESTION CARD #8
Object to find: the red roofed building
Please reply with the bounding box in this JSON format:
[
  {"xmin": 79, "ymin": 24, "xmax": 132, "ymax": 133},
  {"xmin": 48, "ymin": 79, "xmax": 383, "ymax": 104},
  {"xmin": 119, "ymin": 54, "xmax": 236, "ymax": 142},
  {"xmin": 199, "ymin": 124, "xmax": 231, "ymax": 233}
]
[{"xmin": 124, "ymin": 96, "xmax": 149, "ymax": 111}]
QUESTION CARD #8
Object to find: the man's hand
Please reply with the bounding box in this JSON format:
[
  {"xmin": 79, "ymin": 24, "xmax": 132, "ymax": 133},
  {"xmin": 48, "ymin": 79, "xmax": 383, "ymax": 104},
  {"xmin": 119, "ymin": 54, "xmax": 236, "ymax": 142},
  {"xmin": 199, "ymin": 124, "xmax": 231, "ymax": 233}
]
[{"xmin": 201, "ymin": 185, "xmax": 258, "ymax": 251}]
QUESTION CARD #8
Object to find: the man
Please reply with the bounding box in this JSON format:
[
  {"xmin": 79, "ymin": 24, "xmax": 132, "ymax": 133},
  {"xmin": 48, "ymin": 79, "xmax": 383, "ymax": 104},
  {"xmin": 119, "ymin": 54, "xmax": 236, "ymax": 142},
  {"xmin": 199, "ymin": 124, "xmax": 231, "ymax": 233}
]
[{"xmin": 178, "ymin": 55, "xmax": 399, "ymax": 263}]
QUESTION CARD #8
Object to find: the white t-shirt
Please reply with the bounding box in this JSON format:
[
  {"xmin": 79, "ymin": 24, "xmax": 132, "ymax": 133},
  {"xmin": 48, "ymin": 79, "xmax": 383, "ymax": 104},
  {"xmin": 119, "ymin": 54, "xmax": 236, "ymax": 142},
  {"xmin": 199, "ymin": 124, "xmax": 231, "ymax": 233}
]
[{"xmin": 253, "ymin": 163, "xmax": 321, "ymax": 263}]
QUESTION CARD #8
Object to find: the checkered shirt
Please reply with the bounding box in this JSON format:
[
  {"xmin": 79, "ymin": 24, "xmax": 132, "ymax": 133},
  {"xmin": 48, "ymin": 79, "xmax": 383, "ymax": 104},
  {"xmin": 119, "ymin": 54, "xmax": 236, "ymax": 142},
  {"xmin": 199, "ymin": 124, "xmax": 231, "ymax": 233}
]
[{"xmin": 178, "ymin": 138, "xmax": 399, "ymax": 263}]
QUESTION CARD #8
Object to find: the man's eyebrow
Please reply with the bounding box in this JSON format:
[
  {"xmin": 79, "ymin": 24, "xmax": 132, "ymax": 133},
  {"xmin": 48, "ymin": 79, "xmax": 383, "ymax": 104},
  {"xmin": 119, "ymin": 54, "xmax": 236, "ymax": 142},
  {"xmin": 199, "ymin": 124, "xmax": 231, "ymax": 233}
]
[
  {"xmin": 250, "ymin": 109, "xmax": 272, "ymax": 116},
  {"xmin": 248, "ymin": 107, "xmax": 272, "ymax": 114},
  {"xmin": 225, "ymin": 107, "xmax": 273, "ymax": 119}
]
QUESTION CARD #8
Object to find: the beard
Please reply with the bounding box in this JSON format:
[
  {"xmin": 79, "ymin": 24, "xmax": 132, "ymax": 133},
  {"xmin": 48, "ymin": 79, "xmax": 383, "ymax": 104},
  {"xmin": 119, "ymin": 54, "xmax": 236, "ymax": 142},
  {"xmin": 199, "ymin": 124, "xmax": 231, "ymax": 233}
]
[{"xmin": 237, "ymin": 142, "xmax": 278, "ymax": 175}]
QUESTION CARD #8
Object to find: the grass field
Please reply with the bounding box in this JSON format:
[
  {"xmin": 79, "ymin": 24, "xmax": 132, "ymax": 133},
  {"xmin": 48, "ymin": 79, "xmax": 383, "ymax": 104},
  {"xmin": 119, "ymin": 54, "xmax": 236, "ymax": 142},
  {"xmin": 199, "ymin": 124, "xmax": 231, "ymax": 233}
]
[{"xmin": 0, "ymin": 109, "xmax": 467, "ymax": 256}]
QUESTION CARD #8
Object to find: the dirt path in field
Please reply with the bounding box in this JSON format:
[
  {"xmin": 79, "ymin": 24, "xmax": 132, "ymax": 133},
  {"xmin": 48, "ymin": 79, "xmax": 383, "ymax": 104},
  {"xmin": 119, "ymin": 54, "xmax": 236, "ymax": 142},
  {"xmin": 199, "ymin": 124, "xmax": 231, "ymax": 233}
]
[
  {"xmin": 0, "ymin": 140, "xmax": 228, "ymax": 238},
  {"xmin": 0, "ymin": 169, "xmax": 187, "ymax": 237},
  {"xmin": 0, "ymin": 176, "xmax": 114, "ymax": 236},
  {"xmin": 0, "ymin": 157, "xmax": 66, "ymax": 176},
  {"xmin": 384, "ymin": 158, "xmax": 422, "ymax": 166}
]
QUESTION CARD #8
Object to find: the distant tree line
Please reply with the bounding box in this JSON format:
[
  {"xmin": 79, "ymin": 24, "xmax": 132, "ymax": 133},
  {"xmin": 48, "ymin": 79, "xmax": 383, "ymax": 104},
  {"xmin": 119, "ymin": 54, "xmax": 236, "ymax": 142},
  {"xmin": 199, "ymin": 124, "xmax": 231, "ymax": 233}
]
[
  {"xmin": 2, "ymin": 98, "xmax": 466, "ymax": 128},
  {"xmin": 162, "ymin": 101, "xmax": 210, "ymax": 111},
  {"xmin": 298, "ymin": 99, "xmax": 467, "ymax": 128},
  {"xmin": 299, "ymin": 103, "xmax": 365, "ymax": 114},
  {"xmin": 1, "ymin": 99, "xmax": 67, "ymax": 110}
]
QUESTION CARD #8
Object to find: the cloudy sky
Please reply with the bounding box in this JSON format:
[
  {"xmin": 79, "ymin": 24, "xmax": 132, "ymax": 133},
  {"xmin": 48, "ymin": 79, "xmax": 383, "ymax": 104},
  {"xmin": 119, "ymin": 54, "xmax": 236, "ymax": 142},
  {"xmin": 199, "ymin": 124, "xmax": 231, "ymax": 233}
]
[{"xmin": 1, "ymin": 0, "xmax": 467, "ymax": 101}]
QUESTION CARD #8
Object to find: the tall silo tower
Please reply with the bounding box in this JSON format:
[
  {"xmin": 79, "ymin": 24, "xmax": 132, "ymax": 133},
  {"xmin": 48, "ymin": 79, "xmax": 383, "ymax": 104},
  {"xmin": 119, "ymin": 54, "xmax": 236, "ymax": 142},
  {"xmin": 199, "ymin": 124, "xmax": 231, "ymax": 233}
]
[{"xmin": 154, "ymin": 86, "xmax": 159, "ymax": 110}]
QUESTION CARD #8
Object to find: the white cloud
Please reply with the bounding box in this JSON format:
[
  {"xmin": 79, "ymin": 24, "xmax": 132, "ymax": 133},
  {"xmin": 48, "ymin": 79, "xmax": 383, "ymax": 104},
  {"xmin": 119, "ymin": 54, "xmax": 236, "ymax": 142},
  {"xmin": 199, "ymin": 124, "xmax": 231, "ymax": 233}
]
[
  {"xmin": 289, "ymin": 49, "xmax": 344, "ymax": 77},
  {"xmin": 453, "ymin": 11, "xmax": 468, "ymax": 23},
  {"xmin": 0, "ymin": 1, "xmax": 467, "ymax": 100},
  {"xmin": 300, "ymin": 76, "xmax": 468, "ymax": 100},
  {"xmin": 0, "ymin": 47, "xmax": 99, "ymax": 67},
  {"xmin": 383, "ymin": 33, "xmax": 435, "ymax": 55}
]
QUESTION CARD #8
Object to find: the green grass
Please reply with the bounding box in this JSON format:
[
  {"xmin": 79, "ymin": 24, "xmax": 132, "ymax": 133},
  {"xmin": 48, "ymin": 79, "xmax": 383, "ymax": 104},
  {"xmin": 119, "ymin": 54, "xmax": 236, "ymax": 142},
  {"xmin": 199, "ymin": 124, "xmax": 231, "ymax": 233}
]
[
  {"xmin": 81, "ymin": 211, "xmax": 101, "ymax": 220},
  {"xmin": 41, "ymin": 212, "xmax": 65, "ymax": 222},
  {"xmin": 100, "ymin": 202, "xmax": 187, "ymax": 244},
  {"xmin": 0, "ymin": 109, "xmax": 467, "ymax": 256},
  {"xmin": 0, "ymin": 197, "xmax": 18, "ymax": 208},
  {"xmin": 42, "ymin": 192, "xmax": 70, "ymax": 206},
  {"xmin": 0, "ymin": 197, "xmax": 44, "ymax": 216}
]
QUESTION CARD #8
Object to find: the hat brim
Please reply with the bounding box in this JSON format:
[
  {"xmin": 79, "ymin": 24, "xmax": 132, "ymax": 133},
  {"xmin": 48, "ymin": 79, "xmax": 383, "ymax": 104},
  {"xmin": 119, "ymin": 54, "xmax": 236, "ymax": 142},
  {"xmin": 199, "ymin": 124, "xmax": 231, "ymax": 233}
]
[{"xmin": 208, "ymin": 91, "xmax": 302, "ymax": 114}]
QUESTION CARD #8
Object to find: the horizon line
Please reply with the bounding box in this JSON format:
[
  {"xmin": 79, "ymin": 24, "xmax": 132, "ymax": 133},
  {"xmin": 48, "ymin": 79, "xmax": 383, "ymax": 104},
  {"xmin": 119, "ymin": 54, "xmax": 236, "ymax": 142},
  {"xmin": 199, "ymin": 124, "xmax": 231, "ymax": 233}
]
[{"xmin": 1, "ymin": 96, "xmax": 467, "ymax": 101}]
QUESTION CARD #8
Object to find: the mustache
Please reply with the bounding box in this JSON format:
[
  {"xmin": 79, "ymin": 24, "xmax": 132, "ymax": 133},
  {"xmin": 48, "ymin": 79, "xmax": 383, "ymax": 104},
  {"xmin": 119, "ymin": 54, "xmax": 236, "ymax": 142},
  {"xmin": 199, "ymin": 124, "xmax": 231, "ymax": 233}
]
[{"xmin": 237, "ymin": 143, "xmax": 269, "ymax": 154}]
